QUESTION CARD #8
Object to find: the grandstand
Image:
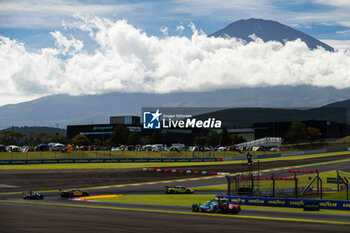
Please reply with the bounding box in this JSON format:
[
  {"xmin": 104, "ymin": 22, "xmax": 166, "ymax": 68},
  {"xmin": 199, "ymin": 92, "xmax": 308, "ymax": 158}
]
[{"xmin": 236, "ymin": 137, "xmax": 282, "ymax": 148}]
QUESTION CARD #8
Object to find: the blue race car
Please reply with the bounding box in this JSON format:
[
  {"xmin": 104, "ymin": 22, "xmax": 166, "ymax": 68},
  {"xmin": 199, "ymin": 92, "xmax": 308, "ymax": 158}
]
[{"xmin": 191, "ymin": 199, "xmax": 241, "ymax": 214}]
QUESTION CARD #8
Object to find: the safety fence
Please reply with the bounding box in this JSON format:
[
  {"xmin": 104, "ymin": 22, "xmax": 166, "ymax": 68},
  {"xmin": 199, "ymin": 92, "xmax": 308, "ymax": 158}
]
[
  {"xmin": 0, "ymin": 147, "xmax": 349, "ymax": 165},
  {"xmin": 0, "ymin": 157, "xmax": 218, "ymax": 165},
  {"xmin": 0, "ymin": 150, "xmax": 277, "ymax": 160},
  {"xmin": 216, "ymin": 195, "xmax": 350, "ymax": 211}
]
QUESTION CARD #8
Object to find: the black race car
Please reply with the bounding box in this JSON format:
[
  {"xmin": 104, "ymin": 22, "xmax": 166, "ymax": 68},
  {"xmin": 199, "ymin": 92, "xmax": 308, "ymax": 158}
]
[
  {"xmin": 60, "ymin": 189, "xmax": 89, "ymax": 198},
  {"xmin": 22, "ymin": 191, "xmax": 44, "ymax": 200}
]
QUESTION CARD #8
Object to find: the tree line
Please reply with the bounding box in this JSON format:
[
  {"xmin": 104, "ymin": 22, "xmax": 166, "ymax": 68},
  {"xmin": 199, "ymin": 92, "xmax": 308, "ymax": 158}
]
[
  {"xmin": 0, "ymin": 130, "xmax": 68, "ymax": 146},
  {"xmin": 285, "ymin": 121, "xmax": 322, "ymax": 142},
  {"xmin": 1, "ymin": 121, "xmax": 323, "ymax": 147}
]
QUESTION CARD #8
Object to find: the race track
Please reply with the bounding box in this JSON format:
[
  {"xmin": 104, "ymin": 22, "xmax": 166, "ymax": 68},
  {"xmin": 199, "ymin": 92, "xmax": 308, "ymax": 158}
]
[
  {"xmin": 1, "ymin": 153, "xmax": 350, "ymax": 232},
  {"xmin": 1, "ymin": 202, "xmax": 350, "ymax": 233}
]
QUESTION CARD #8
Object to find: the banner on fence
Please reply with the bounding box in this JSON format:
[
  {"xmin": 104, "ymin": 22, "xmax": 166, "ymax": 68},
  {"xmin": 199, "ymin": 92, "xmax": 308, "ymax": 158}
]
[
  {"xmin": 0, "ymin": 158, "xmax": 217, "ymax": 165},
  {"xmin": 327, "ymin": 177, "xmax": 344, "ymax": 184},
  {"xmin": 216, "ymin": 195, "xmax": 350, "ymax": 211}
]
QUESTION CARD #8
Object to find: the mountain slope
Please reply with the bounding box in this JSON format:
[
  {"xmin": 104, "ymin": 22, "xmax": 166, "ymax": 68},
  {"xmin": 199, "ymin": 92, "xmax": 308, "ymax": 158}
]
[
  {"xmin": 0, "ymin": 86, "xmax": 350, "ymax": 128},
  {"xmin": 0, "ymin": 126, "xmax": 66, "ymax": 136},
  {"xmin": 210, "ymin": 18, "xmax": 333, "ymax": 51},
  {"xmin": 194, "ymin": 106, "xmax": 348, "ymax": 128}
]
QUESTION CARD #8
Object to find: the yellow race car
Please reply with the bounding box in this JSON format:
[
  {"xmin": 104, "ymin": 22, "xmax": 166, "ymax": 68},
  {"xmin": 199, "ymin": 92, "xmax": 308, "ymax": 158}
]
[
  {"xmin": 60, "ymin": 189, "xmax": 89, "ymax": 198},
  {"xmin": 165, "ymin": 186, "xmax": 194, "ymax": 194}
]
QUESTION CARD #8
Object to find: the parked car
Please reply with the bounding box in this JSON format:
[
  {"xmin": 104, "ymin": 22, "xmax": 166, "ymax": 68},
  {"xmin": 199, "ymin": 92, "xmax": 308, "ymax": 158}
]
[
  {"xmin": 48, "ymin": 142, "xmax": 65, "ymax": 151},
  {"xmin": 217, "ymin": 146, "xmax": 227, "ymax": 151}
]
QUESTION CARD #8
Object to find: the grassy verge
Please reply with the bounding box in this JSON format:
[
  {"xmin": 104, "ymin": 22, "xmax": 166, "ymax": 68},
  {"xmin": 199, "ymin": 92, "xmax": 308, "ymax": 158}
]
[
  {"xmin": 0, "ymin": 151, "xmax": 349, "ymax": 170},
  {"xmin": 88, "ymin": 194, "xmax": 215, "ymax": 206},
  {"xmin": 194, "ymin": 170, "xmax": 350, "ymax": 194},
  {"xmin": 0, "ymin": 150, "xmax": 283, "ymax": 160},
  {"xmin": 323, "ymin": 190, "xmax": 350, "ymax": 201},
  {"xmin": 0, "ymin": 161, "xmax": 235, "ymax": 170},
  {"xmin": 85, "ymin": 194, "xmax": 350, "ymax": 215},
  {"xmin": 1, "ymin": 149, "xmax": 349, "ymax": 161},
  {"xmin": 194, "ymin": 184, "xmax": 227, "ymax": 191}
]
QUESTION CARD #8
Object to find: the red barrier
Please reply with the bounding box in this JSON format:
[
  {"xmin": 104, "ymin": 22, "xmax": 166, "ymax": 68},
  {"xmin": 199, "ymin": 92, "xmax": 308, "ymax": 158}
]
[
  {"xmin": 164, "ymin": 169, "xmax": 170, "ymax": 172},
  {"xmin": 193, "ymin": 170, "xmax": 199, "ymax": 174},
  {"xmin": 178, "ymin": 170, "xmax": 184, "ymax": 174},
  {"xmin": 288, "ymin": 170, "xmax": 317, "ymax": 174},
  {"xmin": 232, "ymin": 177, "xmax": 297, "ymax": 181}
]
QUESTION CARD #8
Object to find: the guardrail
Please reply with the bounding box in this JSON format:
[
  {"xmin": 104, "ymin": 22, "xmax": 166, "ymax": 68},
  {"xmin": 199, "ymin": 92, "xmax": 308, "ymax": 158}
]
[{"xmin": 0, "ymin": 158, "xmax": 218, "ymax": 165}]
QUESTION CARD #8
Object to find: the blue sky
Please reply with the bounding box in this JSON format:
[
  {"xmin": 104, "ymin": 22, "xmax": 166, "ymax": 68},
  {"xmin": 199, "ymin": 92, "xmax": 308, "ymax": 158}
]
[
  {"xmin": 1, "ymin": 0, "xmax": 350, "ymax": 49},
  {"xmin": 1, "ymin": 0, "xmax": 350, "ymax": 107}
]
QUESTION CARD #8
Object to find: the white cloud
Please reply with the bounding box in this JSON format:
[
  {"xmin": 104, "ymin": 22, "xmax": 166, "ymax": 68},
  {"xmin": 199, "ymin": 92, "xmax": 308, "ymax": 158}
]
[
  {"xmin": 50, "ymin": 31, "xmax": 84, "ymax": 55},
  {"xmin": 0, "ymin": 0, "xmax": 143, "ymax": 28},
  {"xmin": 313, "ymin": 0, "xmax": 350, "ymax": 8},
  {"xmin": 160, "ymin": 26, "xmax": 169, "ymax": 37},
  {"xmin": 2, "ymin": 0, "xmax": 350, "ymax": 38},
  {"xmin": 321, "ymin": 39, "xmax": 350, "ymax": 50},
  {"xmin": 1, "ymin": 16, "xmax": 350, "ymax": 106},
  {"xmin": 336, "ymin": 29, "xmax": 350, "ymax": 34},
  {"xmin": 176, "ymin": 25, "xmax": 185, "ymax": 34}
]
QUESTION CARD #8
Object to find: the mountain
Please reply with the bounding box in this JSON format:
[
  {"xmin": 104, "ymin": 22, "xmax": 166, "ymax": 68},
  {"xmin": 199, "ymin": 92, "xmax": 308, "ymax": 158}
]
[
  {"xmin": 210, "ymin": 18, "xmax": 333, "ymax": 51},
  {"xmin": 194, "ymin": 106, "xmax": 348, "ymax": 128},
  {"xmin": 0, "ymin": 126, "xmax": 66, "ymax": 136},
  {"xmin": 321, "ymin": 98, "xmax": 350, "ymax": 109},
  {"xmin": 0, "ymin": 86, "xmax": 350, "ymax": 128}
]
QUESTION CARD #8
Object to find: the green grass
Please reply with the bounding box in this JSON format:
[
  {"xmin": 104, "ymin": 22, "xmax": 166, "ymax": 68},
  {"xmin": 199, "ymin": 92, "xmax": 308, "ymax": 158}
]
[
  {"xmin": 87, "ymin": 194, "xmax": 350, "ymax": 215},
  {"xmin": 194, "ymin": 170, "xmax": 350, "ymax": 198},
  {"xmin": 1, "ymin": 151, "xmax": 349, "ymax": 170},
  {"xmin": 323, "ymin": 190, "xmax": 350, "ymax": 200},
  {"xmin": 0, "ymin": 150, "xmax": 279, "ymax": 160},
  {"xmin": 1, "ymin": 149, "xmax": 348, "ymax": 161},
  {"xmin": 90, "ymin": 194, "xmax": 215, "ymax": 206},
  {"xmin": 331, "ymin": 136, "xmax": 350, "ymax": 144},
  {"xmin": 194, "ymin": 184, "xmax": 227, "ymax": 191}
]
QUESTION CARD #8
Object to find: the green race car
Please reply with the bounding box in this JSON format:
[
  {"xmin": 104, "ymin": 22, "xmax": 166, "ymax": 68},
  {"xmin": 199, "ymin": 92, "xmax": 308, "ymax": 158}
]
[{"xmin": 165, "ymin": 186, "xmax": 194, "ymax": 194}]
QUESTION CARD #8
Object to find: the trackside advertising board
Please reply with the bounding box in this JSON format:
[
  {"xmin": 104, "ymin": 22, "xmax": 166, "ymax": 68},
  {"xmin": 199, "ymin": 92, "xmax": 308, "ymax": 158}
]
[
  {"xmin": 0, "ymin": 158, "xmax": 217, "ymax": 165},
  {"xmin": 216, "ymin": 195, "xmax": 350, "ymax": 211}
]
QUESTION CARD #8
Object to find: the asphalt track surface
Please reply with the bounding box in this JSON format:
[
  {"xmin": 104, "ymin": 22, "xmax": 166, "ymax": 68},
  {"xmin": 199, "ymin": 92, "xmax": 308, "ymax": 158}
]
[
  {"xmin": 1, "ymin": 154, "xmax": 350, "ymax": 232},
  {"xmin": 2, "ymin": 153, "xmax": 350, "ymax": 192},
  {"xmin": 2, "ymin": 202, "xmax": 350, "ymax": 233}
]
